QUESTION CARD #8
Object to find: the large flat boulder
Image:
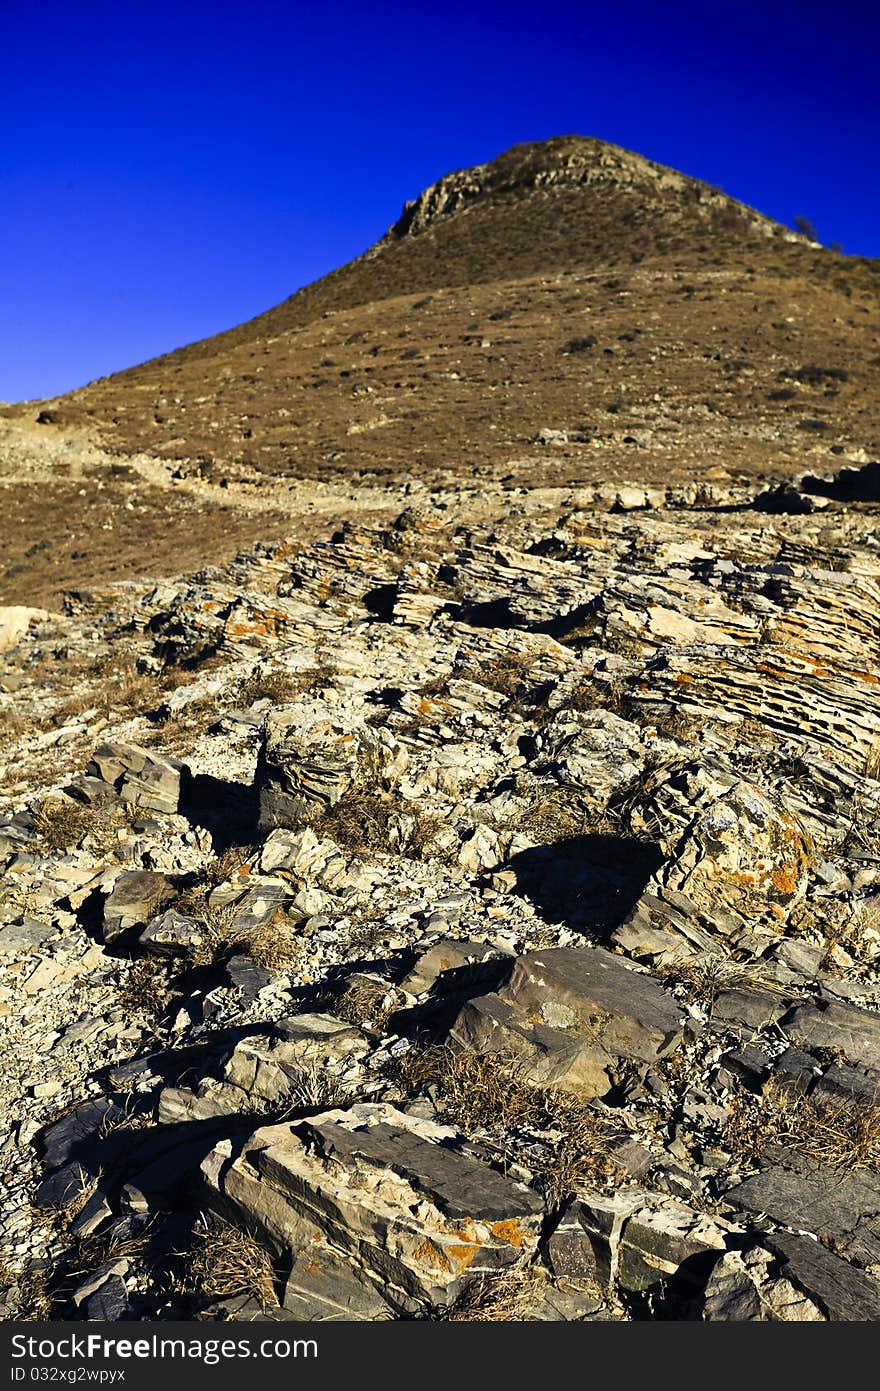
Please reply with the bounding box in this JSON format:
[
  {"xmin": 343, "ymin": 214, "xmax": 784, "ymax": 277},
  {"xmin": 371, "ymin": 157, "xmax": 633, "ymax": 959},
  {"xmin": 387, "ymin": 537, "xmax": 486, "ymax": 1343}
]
[
  {"xmin": 101, "ymin": 871, "xmax": 176, "ymax": 943},
  {"xmin": 448, "ymin": 946, "xmax": 684, "ymax": 1096},
  {"xmin": 203, "ymin": 1102, "xmax": 544, "ymax": 1310},
  {"xmin": 86, "ymin": 742, "xmax": 183, "ymax": 816},
  {"xmin": 725, "ymin": 1163, "xmax": 880, "ymax": 1266},
  {"xmin": 703, "ymin": 1236, "xmax": 880, "ymax": 1321},
  {"xmin": 781, "ymin": 998, "xmax": 880, "ymax": 1073}
]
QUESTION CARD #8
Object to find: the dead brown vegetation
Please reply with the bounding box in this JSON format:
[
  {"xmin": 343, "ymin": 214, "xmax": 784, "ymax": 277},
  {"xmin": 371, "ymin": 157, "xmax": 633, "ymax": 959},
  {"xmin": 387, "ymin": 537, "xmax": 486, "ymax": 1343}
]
[
  {"xmin": 437, "ymin": 1266, "xmax": 546, "ymax": 1321},
  {"xmin": 726, "ymin": 1079, "xmax": 880, "ymax": 1171},
  {"xmin": 392, "ymin": 1047, "xmax": 624, "ymax": 1204},
  {"xmin": 174, "ymin": 1217, "xmax": 277, "ymax": 1308}
]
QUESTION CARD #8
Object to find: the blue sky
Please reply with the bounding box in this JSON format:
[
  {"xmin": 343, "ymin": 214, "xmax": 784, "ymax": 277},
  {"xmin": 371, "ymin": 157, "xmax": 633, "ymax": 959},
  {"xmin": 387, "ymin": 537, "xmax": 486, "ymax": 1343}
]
[{"xmin": 2, "ymin": 0, "xmax": 877, "ymax": 402}]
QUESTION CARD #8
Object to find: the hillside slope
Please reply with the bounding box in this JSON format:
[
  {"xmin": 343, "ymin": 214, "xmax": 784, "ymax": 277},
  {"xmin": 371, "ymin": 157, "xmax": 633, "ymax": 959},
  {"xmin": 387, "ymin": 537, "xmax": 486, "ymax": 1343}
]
[{"xmin": 16, "ymin": 136, "xmax": 880, "ymax": 488}]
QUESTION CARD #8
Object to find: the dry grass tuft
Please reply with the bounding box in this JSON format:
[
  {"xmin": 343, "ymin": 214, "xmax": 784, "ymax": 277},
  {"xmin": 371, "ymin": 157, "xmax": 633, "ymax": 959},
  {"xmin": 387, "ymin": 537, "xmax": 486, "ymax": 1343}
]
[
  {"xmin": 203, "ymin": 844, "xmax": 259, "ymax": 886},
  {"xmin": 0, "ymin": 1263, "xmax": 52, "ymax": 1319},
  {"xmin": 32, "ymin": 797, "xmax": 96, "ymax": 851},
  {"xmin": 333, "ymin": 974, "xmax": 401, "ymax": 1030},
  {"xmin": 404, "ymin": 810, "xmax": 449, "ymax": 861},
  {"xmin": 67, "ymin": 1222, "xmax": 153, "ymax": 1283},
  {"xmin": 175, "ymin": 1217, "xmax": 277, "ymax": 1308},
  {"xmin": 248, "ymin": 1060, "xmax": 355, "ymax": 1117},
  {"xmin": 657, "ymin": 953, "xmax": 790, "ymax": 1006},
  {"xmin": 436, "ymin": 1265, "xmax": 545, "ymax": 1321},
  {"xmin": 117, "ymin": 957, "xmax": 176, "ymax": 1026},
  {"xmin": 502, "ymin": 785, "xmax": 604, "ymax": 844},
  {"xmin": 33, "ymin": 1165, "xmax": 102, "ymax": 1230},
  {"xmin": 238, "ymin": 668, "xmax": 324, "ymax": 705},
  {"xmin": 726, "ymin": 1079, "xmax": 880, "ymax": 1171},
  {"xmin": 247, "ymin": 912, "xmax": 305, "ymax": 975},
  {"xmin": 184, "ymin": 900, "xmax": 248, "ymax": 968},
  {"xmin": 392, "ymin": 1047, "xmax": 623, "ymax": 1204},
  {"xmin": 54, "ymin": 658, "xmax": 160, "ymax": 725},
  {"xmin": 457, "ymin": 652, "xmax": 536, "ymax": 701},
  {"xmin": 98, "ymin": 1096, "xmax": 155, "ymax": 1137},
  {"xmin": 395, "ymin": 1047, "xmax": 546, "ymax": 1132},
  {"xmin": 33, "ymin": 793, "xmax": 142, "ymax": 856},
  {"xmin": 303, "ymin": 788, "xmax": 447, "ymax": 863},
  {"xmin": 304, "ymin": 788, "xmax": 393, "ymax": 856}
]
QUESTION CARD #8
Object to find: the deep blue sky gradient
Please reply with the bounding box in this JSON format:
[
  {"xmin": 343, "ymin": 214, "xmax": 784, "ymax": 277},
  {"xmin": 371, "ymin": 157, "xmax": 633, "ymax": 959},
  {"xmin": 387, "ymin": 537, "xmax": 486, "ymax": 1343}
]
[{"xmin": 2, "ymin": 0, "xmax": 877, "ymax": 401}]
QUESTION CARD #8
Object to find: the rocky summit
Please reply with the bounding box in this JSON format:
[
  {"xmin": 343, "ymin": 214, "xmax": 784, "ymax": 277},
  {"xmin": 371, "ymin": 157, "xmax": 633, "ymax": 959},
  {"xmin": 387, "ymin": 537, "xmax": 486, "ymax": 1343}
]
[{"xmin": 2, "ymin": 137, "xmax": 880, "ymax": 1324}]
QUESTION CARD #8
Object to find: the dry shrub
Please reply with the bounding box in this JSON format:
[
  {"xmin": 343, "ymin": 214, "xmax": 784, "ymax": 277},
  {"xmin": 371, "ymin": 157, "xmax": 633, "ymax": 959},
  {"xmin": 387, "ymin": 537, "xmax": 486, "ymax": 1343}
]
[
  {"xmin": 238, "ymin": 668, "xmax": 323, "ymax": 705},
  {"xmin": 0, "ymin": 710, "xmax": 31, "ymax": 751},
  {"xmin": 55, "ymin": 659, "xmax": 159, "ymax": 724},
  {"xmin": 437, "ymin": 1266, "xmax": 545, "ymax": 1321},
  {"xmin": 177, "ymin": 894, "xmax": 303, "ymax": 976},
  {"xmin": 247, "ymin": 912, "xmax": 305, "ymax": 974},
  {"xmin": 502, "ymin": 786, "xmax": 596, "ymax": 844},
  {"xmin": 457, "ymin": 652, "xmax": 535, "ymax": 700},
  {"xmin": 98, "ymin": 1096, "xmax": 155, "ymax": 1137},
  {"xmin": 404, "ymin": 810, "xmax": 448, "ymax": 861},
  {"xmin": 393, "ymin": 1047, "xmax": 623, "ymax": 1204},
  {"xmin": 32, "ymin": 797, "xmax": 95, "ymax": 851},
  {"xmin": 304, "ymin": 787, "xmax": 445, "ymax": 862},
  {"xmin": 1, "ymin": 1264, "xmax": 52, "ymax": 1319},
  {"xmin": 66, "ymin": 1221, "xmax": 152, "ymax": 1283},
  {"xmin": 176, "ymin": 1218, "xmax": 277, "ymax": 1308},
  {"xmin": 726, "ymin": 1079, "xmax": 880, "ymax": 1171},
  {"xmin": 117, "ymin": 957, "xmax": 176, "ymax": 1025},
  {"xmin": 656, "ymin": 953, "xmax": 789, "ymax": 1007},
  {"xmin": 333, "ymin": 974, "xmax": 401, "ymax": 1030},
  {"xmin": 33, "ymin": 794, "xmax": 140, "ymax": 856},
  {"xmin": 247, "ymin": 1060, "xmax": 354, "ymax": 1117},
  {"xmin": 305, "ymin": 789, "xmax": 393, "ymax": 856},
  {"xmin": 184, "ymin": 900, "xmax": 248, "ymax": 968},
  {"xmin": 33, "ymin": 1165, "xmax": 101, "ymax": 1229}
]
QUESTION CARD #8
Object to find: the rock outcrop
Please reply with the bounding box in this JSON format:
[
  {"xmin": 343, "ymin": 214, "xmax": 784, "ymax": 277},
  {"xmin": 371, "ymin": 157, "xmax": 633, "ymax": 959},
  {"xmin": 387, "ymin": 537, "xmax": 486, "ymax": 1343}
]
[{"xmin": 4, "ymin": 467, "xmax": 880, "ymax": 1322}]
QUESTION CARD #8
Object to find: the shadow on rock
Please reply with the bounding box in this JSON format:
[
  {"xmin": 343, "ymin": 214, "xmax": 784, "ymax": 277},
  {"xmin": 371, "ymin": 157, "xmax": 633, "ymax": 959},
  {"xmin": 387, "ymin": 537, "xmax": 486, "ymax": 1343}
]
[
  {"xmin": 506, "ymin": 833, "xmax": 664, "ymax": 937},
  {"xmin": 179, "ymin": 772, "xmax": 258, "ymax": 851}
]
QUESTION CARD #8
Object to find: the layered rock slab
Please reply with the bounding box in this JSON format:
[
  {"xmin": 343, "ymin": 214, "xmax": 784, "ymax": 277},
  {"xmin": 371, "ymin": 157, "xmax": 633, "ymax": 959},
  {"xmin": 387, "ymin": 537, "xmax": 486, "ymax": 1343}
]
[
  {"xmin": 448, "ymin": 946, "xmax": 685, "ymax": 1095},
  {"xmin": 203, "ymin": 1102, "xmax": 544, "ymax": 1310}
]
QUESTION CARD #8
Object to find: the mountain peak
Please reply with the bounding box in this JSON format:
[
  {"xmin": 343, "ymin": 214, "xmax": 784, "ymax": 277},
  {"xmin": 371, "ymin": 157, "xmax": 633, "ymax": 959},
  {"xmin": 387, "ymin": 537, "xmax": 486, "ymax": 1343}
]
[{"xmin": 381, "ymin": 134, "xmax": 801, "ymax": 246}]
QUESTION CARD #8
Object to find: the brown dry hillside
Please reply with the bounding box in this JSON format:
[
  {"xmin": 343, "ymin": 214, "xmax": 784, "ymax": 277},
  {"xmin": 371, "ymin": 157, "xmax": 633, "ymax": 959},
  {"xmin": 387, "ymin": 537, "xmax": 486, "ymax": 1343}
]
[{"xmin": 2, "ymin": 135, "xmax": 879, "ymax": 602}]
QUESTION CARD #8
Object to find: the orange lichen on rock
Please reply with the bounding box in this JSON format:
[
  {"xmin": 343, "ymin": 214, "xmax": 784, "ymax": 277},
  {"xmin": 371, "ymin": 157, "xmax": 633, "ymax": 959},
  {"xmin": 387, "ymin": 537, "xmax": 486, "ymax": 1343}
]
[
  {"xmin": 414, "ymin": 1239, "xmax": 452, "ymax": 1272},
  {"xmin": 490, "ymin": 1219, "xmax": 527, "ymax": 1248}
]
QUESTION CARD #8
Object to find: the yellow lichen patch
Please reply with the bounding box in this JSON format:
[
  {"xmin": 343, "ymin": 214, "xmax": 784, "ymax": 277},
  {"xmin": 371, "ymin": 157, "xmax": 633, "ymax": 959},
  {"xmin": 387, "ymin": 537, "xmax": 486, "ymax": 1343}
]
[
  {"xmin": 771, "ymin": 866, "xmax": 800, "ymax": 897},
  {"xmin": 451, "ymin": 1220, "xmax": 478, "ymax": 1242},
  {"xmin": 490, "ymin": 1219, "xmax": 526, "ymax": 1249},
  {"xmin": 414, "ymin": 1239, "xmax": 452, "ymax": 1272},
  {"xmin": 418, "ymin": 696, "xmax": 453, "ymax": 716},
  {"xmin": 445, "ymin": 1243, "xmax": 481, "ymax": 1271}
]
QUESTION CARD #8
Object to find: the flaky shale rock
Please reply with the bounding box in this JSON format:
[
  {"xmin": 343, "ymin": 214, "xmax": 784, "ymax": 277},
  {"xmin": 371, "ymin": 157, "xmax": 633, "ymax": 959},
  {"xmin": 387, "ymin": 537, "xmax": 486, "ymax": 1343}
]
[
  {"xmin": 202, "ymin": 1102, "xmax": 544, "ymax": 1311},
  {"xmin": 448, "ymin": 946, "xmax": 685, "ymax": 1096}
]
